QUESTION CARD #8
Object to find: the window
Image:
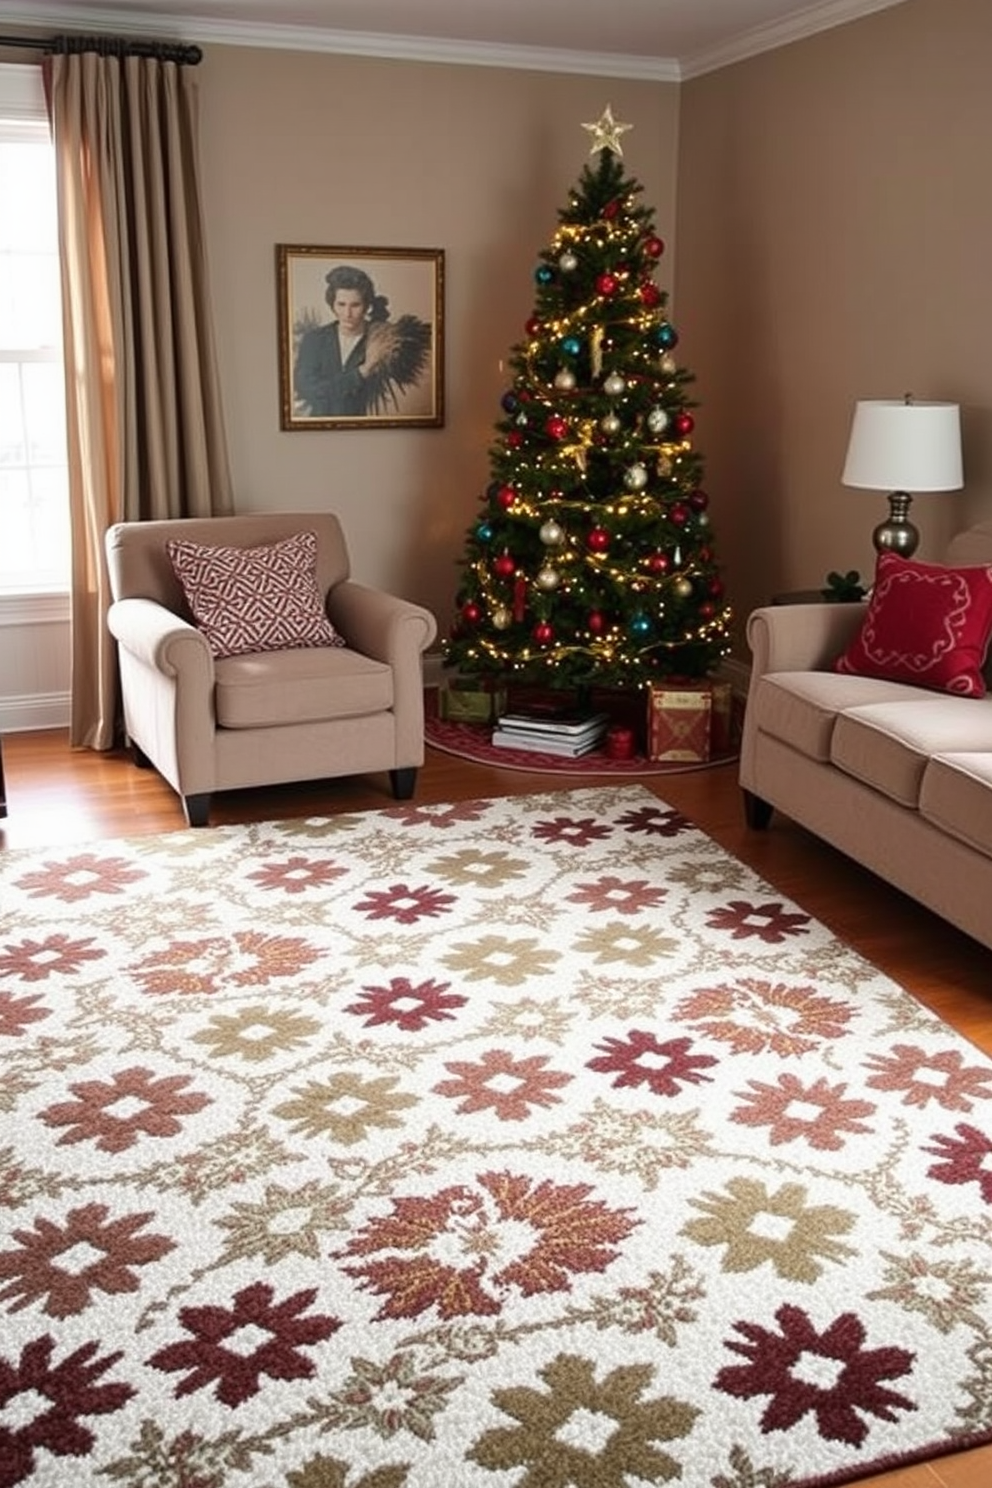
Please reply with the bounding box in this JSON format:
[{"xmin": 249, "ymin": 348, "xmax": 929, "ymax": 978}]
[{"xmin": 0, "ymin": 63, "xmax": 70, "ymax": 594}]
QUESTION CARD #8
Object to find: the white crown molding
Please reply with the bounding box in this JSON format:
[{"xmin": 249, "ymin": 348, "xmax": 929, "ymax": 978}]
[
  {"xmin": 0, "ymin": 0, "xmax": 908, "ymax": 81},
  {"xmin": 0, "ymin": 4, "xmax": 678, "ymax": 79},
  {"xmin": 681, "ymin": 0, "xmax": 909, "ymax": 79}
]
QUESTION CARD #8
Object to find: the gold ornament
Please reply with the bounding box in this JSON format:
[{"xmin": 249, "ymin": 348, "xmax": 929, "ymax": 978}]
[
  {"xmin": 492, "ymin": 606, "xmax": 512, "ymax": 630},
  {"xmin": 582, "ymin": 103, "xmax": 633, "ymax": 158},
  {"xmin": 675, "ymin": 578, "xmax": 693, "ymax": 598},
  {"xmin": 590, "ymin": 325, "xmax": 605, "ymax": 379}
]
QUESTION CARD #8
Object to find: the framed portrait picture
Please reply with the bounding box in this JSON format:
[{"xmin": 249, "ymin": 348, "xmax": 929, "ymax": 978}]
[{"xmin": 277, "ymin": 245, "xmax": 444, "ymax": 430}]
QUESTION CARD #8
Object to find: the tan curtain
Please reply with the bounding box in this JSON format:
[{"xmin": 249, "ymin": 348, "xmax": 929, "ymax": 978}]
[{"xmin": 45, "ymin": 48, "xmax": 233, "ymax": 750}]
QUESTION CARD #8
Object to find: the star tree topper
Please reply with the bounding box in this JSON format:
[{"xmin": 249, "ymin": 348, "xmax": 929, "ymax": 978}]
[{"xmin": 581, "ymin": 103, "xmax": 633, "ymax": 157}]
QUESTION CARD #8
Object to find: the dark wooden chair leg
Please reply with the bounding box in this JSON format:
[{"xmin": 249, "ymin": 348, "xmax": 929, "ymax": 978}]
[
  {"xmin": 183, "ymin": 793, "xmax": 212, "ymax": 828},
  {"xmin": 130, "ymin": 741, "xmax": 153, "ymax": 769},
  {"xmin": 742, "ymin": 789, "xmax": 774, "ymax": 829},
  {"xmin": 390, "ymin": 767, "xmax": 417, "ymax": 800}
]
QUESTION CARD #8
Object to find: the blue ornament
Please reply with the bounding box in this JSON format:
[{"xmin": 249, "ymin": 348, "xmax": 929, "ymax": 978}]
[
  {"xmin": 476, "ymin": 522, "xmax": 494, "ymax": 543},
  {"xmin": 560, "ymin": 335, "xmax": 582, "ymax": 358},
  {"xmin": 535, "ymin": 264, "xmax": 554, "ymax": 285},
  {"xmin": 501, "ymin": 391, "xmax": 519, "ymax": 414},
  {"xmin": 630, "ymin": 613, "xmax": 653, "ymax": 636},
  {"xmin": 655, "ymin": 322, "xmax": 679, "ymax": 349}
]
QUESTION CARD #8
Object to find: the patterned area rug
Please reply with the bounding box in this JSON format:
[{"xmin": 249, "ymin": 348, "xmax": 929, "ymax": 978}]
[{"xmin": 2, "ymin": 785, "xmax": 991, "ymax": 1488}]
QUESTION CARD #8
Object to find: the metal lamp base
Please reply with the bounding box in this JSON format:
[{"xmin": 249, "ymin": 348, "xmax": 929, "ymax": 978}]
[{"xmin": 872, "ymin": 490, "xmax": 918, "ymax": 557}]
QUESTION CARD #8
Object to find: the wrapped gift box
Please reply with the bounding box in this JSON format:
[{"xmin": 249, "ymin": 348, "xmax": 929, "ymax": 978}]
[
  {"xmin": 439, "ymin": 677, "xmax": 507, "ymax": 724},
  {"xmin": 647, "ymin": 679, "xmax": 735, "ymax": 762}
]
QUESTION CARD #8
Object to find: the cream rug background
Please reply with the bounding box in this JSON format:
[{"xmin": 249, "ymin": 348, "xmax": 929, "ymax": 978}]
[{"xmin": 1, "ymin": 784, "xmax": 990, "ymax": 1487}]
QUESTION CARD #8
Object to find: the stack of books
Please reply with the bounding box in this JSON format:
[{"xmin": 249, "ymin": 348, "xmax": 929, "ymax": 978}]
[{"xmin": 491, "ymin": 708, "xmax": 610, "ymax": 758}]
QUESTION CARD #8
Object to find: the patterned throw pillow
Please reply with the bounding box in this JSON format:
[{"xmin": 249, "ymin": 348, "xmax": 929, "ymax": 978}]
[
  {"xmin": 834, "ymin": 551, "xmax": 992, "ymax": 697},
  {"xmin": 166, "ymin": 530, "xmax": 345, "ymax": 658}
]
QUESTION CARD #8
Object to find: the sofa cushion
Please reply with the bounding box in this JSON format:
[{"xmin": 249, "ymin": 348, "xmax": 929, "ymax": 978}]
[
  {"xmin": 167, "ymin": 530, "xmax": 344, "ymax": 659},
  {"xmin": 214, "ymin": 647, "xmax": 393, "ymax": 729},
  {"xmin": 830, "ymin": 697, "xmax": 992, "ymax": 808},
  {"xmin": 750, "ymin": 671, "xmax": 925, "ymax": 762},
  {"xmin": 835, "ymin": 551, "xmax": 992, "ymax": 697},
  {"xmin": 919, "ymin": 752, "xmax": 992, "ymax": 860}
]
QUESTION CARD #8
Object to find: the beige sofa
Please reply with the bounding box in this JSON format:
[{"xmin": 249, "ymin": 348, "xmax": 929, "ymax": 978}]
[
  {"xmin": 739, "ymin": 522, "xmax": 992, "ymax": 953},
  {"xmin": 106, "ymin": 512, "xmax": 437, "ymax": 826}
]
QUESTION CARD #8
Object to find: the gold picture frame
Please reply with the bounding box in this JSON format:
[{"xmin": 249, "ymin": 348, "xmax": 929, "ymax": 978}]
[{"xmin": 277, "ymin": 244, "xmax": 444, "ymax": 430}]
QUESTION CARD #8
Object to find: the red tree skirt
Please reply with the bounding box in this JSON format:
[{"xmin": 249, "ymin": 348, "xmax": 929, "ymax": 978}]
[{"xmin": 424, "ymin": 711, "xmax": 738, "ymax": 776}]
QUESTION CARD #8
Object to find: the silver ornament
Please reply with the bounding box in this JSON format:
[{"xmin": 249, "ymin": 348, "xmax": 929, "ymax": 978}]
[
  {"xmin": 600, "ymin": 413, "xmax": 621, "ymax": 436},
  {"xmin": 554, "ymin": 367, "xmax": 577, "ymax": 392},
  {"xmin": 539, "ymin": 520, "xmax": 564, "ymax": 546},
  {"xmin": 559, "ymin": 250, "xmax": 578, "ymax": 272},
  {"xmin": 492, "ymin": 606, "xmax": 512, "ymax": 630},
  {"xmin": 624, "ymin": 463, "xmax": 649, "ymax": 491},
  {"xmin": 647, "ymin": 406, "xmax": 670, "ymax": 435},
  {"xmin": 603, "ymin": 372, "xmax": 626, "ymax": 397},
  {"xmin": 536, "ymin": 566, "xmax": 560, "ymax": 591}
]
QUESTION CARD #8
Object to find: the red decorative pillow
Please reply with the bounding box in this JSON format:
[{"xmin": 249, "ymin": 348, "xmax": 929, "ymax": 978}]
[
  {"xmin": 167, "ymin": 530, "xmax": 345, "ymax": 659},
  {"xmin": 834, "ymin": 551, "xmax": 992, "ymax": 697}
]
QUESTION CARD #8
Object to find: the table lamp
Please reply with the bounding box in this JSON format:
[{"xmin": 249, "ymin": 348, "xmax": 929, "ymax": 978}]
[{"xmin": 841, "ymin": 396, "xmax": 963, "ymax": 557}]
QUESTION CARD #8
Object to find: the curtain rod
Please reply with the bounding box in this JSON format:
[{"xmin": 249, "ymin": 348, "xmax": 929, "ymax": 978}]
[{"xmin": 0, "ymin": 33, "xmax": 202, "ymax": 64}]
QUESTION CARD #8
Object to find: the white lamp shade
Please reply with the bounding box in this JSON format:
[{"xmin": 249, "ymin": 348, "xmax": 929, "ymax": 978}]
[{"xmin": 842, "ymin": 400, "xmax": 963, "ymax": 492}]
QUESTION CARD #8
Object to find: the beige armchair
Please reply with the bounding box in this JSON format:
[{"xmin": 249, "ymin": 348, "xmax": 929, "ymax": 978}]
[{"xmin": 105, "ymin": 511, "xmax": 437, "ymax": 826}]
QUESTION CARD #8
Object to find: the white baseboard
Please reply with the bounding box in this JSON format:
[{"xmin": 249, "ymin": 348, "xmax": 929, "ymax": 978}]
[{"xmin": 0, "ymin": 692, "xmax": 71, "ymax": 733}]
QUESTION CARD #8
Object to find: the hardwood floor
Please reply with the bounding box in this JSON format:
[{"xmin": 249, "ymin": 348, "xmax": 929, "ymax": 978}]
[{"xmin": 2, "ymin": 724, "xmax": 990, "ymax": 1488}]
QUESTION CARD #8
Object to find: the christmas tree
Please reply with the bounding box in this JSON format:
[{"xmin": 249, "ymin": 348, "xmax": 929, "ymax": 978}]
[{"xmin": 444, "ymin": 106, "xmax": 732, "ymax": 696}]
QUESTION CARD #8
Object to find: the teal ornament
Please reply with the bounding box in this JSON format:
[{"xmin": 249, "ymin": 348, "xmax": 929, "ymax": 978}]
[
  {"xmin": 561, "ymin": 335, "xmax": 582, "ymax": 357},
  {"xmin": 655, "ymin": 322, "xmax": 679, "ymax": 349},
  {"xmin": 476, "ymin": 522, "xmax": 494, "ymax": 542},
  {"xmin": 535, "ymin": 264, "xmax": 554, "ymax": 285}
]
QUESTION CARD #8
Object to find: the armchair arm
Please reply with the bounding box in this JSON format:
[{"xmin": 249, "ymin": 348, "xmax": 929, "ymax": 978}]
[
  {"xmin": 327, "ymin": 581, "xmax": 437, "ymax": 665},
  {"xmin": 746, "ymin": 602, "xmax": 866, "ymax": 679},
  {"xmin": 106, "ymin": 598, "xmax": 217, "ymax": 794},
  {"xmin": 328, "ymin": 582, "xmax": 437, "ymax": 764},
  {"xmin": 107, "ymin": 597, "xmax": 215, "ymax": 679}
]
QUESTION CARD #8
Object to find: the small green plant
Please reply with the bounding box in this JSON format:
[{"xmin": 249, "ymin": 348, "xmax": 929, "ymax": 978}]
[{"xmin": 822, "ymin": 569, "xmax": 868, "ymax": 602}]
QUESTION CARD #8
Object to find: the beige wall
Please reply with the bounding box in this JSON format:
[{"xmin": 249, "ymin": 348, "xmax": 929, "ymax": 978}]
[
  {"xmin": 676, "ymin": 0, "xmax": 992, "ymax": 649},
  {"xmin": 198, "ymin": 51, "xmax": 679, "ymax": 645}
]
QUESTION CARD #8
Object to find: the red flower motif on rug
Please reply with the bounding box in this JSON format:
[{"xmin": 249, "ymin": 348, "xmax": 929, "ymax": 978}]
[
  {"xmin": 148, "ymin": 1281, "xmax": 340, "ymax": 1405},
  {"xmin": 715, "ymin": 1304, "xmax": 916, "ymax": 1446},
  {"xmin": 0, "ymin": 1336, "xmax": 133, "ymax": 1486},
  {"xmin": 41, "ymin": 1066, "xmax": 211, "ymax": 1153},
  {"xmin": 340, "ymin": 1171, "xmax": 637, "ymax": 1320}
]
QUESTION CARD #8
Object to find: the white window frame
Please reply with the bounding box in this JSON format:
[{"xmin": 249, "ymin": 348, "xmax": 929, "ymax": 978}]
[{"xmin": 0, "ymin": 62, "xmax": 71, "ymax": 604}]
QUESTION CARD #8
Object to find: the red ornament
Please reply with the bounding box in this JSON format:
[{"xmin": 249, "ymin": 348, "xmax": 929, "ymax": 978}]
[
  {"xmin": 708, "ymin": 577, "xmax": 725, "ymax": 598},
  {"xmin": 699, "ymin": 601, "xmax": 716, "ymax": 619},
  {"xmin": 603, "ymin": 200, "xmax": 620, "ymax": 220},
  {"xmin": 640, "ymin": 283, "xmax": 661, "ymax": 308},
  {"xmin": 644, "ymin": 235, "xmax": 665, "ymax": 258},
  {"xmin": 587, "ymin": 610, "xmax": 606, "ymax": 634},
  {"xmin": 689, "ymin": 488, "xmax": 710, "ymax": 511},
  {"xmin": 506, "ymin": 430, "xmax": 523, "ymax": 449},
  {"xmin": 533, "ymin": 620, "xmax": 554, "ymax": 645},
  {"xmin": 674, "ymin": 412, "xmax": 695, "ymax": 436},
  {"xmin": 670, "ymin": 503, "xmax": 690, "ymax": 526},
  {"xmin": 596, "ymin": 273, "xmax": 618, "ymax": 296},
  {"xmin": 545, "ymin": 414, "xmax": 569, "ymax": 441},
  {"xmin": 461, "ymin": 600, "xmax": 482, "ymax": 624},
  {"xmin": 646, "ymin": 552, "xmax": 670, "ymax": 574},
  {"xmin": 496, "ymin": 485, "xmax": 516, "ymax": 509},
  {"xmin": 587, "ymin": 527, "xmax": 611, "ymax": 553},
  {"xmin": 493, "ymin": 551, "xmax": 516, "ymax": 578},
  {"xmin": 525, "ymin": 317, "xmax": 541, "ymax": 336}
]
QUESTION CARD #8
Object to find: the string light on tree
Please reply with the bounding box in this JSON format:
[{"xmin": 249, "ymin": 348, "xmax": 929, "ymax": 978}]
[{"xmin": 443, "ymin": 108, "xmax": 732, "ymax": 692}]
